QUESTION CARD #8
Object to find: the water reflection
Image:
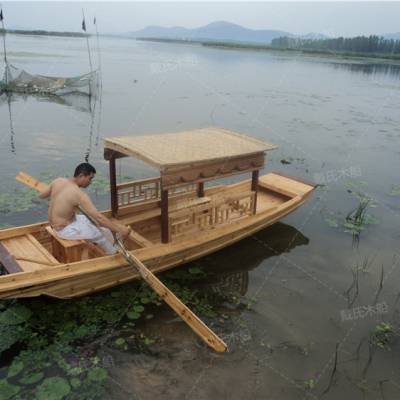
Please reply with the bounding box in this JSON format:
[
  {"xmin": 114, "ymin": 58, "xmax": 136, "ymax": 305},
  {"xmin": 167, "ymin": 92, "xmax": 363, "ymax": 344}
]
[
  {"xmin": 0, "ymin": 91, "xmax": 101, "ymax": 156},
  {"xmin": 198, "ymin": 222, "xmax": 309, "ymax": 296},
  {"xmin": 37, "ymin": 92, "xmax": 96, "ymax": 113},
  {"xmin": 331, "ymin": 62, "xmax": 400, "ymax": 78}
]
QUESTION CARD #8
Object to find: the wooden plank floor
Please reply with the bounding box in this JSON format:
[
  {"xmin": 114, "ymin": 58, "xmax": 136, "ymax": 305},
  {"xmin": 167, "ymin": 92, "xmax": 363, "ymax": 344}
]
[{"xmin": 2, "ymin": 234, "xmax": 59, "ymax": 272}]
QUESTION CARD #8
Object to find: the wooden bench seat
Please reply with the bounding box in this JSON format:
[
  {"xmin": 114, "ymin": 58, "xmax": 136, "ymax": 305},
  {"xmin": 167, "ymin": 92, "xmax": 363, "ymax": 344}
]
[
  {"xmin": 0, "ymin": 234, "xmax": 60, "ymax": 273},
  {"xmin": 45, "ymin": 226, "xmax": 104, "ymax": 263}
]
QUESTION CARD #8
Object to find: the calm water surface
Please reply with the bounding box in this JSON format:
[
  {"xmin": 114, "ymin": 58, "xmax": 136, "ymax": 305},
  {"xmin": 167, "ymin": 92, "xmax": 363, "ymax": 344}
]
[{"xmin": 1, "ymin": 34, "xmax": 400, "ymax": 399}]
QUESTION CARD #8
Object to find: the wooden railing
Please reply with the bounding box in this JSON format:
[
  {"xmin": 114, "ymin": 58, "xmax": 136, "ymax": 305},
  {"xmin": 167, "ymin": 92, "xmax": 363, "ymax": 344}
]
[
  {"xmin": 116, "ymin": 177, "xmax": 197, "ymax": 207},
  {"xmin": 168, "ymin": 191, "xmax": 255, "ymax": 240},
  {"xmin": 117, "ymin": 177, "xmax": 160, "ymax": 206}
]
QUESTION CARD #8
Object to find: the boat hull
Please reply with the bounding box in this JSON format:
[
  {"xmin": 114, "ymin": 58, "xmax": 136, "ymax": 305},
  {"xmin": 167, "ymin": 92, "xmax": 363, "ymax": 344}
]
[{"xmin": 0, "ymin": 173, "xmax": 315, "ymax": 299}]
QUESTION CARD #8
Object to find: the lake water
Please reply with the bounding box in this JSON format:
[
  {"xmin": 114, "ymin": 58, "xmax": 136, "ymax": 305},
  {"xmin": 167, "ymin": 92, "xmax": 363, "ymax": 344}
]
[{"xmin": 1, "ymin": 33, "xmax": 400, "ymax": 399}]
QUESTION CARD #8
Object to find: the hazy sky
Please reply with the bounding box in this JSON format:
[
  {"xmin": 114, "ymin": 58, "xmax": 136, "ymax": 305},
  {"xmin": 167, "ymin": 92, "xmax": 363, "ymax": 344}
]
[{"xmin": 1, "ymin": 1, "xmax": 399, "ymax": 37}]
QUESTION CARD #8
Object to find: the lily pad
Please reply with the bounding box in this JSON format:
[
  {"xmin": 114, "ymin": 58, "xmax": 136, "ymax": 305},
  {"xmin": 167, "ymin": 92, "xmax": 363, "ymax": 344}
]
[
  {"xmin": 70, "ymin": 377, "xmax": 81, "ymax": 389},
  {"xmin": 115, "ymin": 338, "xmax": 126, "ymax": 346},
  {"xmin": 19, "ymin": 371, "xmax": 44, "ymax": 385},
  {"xmin": 188, "ymin": 266, "xmax": 203, "ymax": 275},
  {"xmin": 127, "ymin": 311, "xmax": 141, "ymax": 320},
  {"xmin": 0, "ymin": 325, "xmax": 24, "ymax": 353},
  {"xmin": 0, "ymin": 379, "xmax": 20, "ymax": 400},
  {"xmin": 36, "ymin": 377, "xmax": 71, "ymax": 400},
  {"xmin": 133, "ymin": 305, "xmax": 145, "ymax": 313},
  {"xmin": 7, "ymin": 360, "xmax": 24, "ymax": 378},
  {"xmin": 390, "ymin": 185, "xmax": 400, "ymax": 196},
  {"xmin": 0, "ymin": 305, "xmax": 32, "ymax": 325},
  {"xmin": 140, "ymin": 297, "xmax": 150, "ymax": 304},
  {"xmin": 87, "ymin": 367, "xmax": 107, "ymax": 382},
  {"xmin": 143, "ymin": 337, "xmax": 155, "ymax": 345},
  {"xmin": 325, "ymin": 217, "xmax": 339, "ymax": 228},
  {"xmin": 345, "ymin": 180, "xmax": 368, "ymax": 189}
]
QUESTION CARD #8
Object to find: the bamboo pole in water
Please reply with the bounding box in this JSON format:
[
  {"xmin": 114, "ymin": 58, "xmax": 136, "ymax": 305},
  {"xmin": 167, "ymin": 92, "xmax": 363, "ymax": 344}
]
[
  {"xmin": 81, "ymin": 8, "xmax": 93, "ymax": 97},
  {"xmin": 1, "ymin": 6, "xmax": 9, "ymax": 85}
]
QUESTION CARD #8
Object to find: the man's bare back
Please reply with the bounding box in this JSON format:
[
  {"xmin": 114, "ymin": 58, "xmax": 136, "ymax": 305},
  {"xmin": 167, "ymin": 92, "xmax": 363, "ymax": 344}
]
[
  {"xmin": 48, "ymin": 178, "xmax": 83, "ymax": 229},
  {"xmin": 40, "ymin": 163, "xmax": 130, "ymax": 240}
]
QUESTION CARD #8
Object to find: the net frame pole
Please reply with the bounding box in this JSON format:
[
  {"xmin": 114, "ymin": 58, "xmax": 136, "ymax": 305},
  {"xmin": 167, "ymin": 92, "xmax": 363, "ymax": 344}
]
[
  {"xmin": 1, "ymin": 6, "xmax": 8, "ymax": 85},
  {"xmin": 82, "ymin": 8, "xmax": 93, "ymax": 95}
]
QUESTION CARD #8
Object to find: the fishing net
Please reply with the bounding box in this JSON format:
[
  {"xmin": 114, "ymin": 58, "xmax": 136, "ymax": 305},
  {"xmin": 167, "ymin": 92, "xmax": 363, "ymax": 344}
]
[{"xmin": 0, "ymin": 63, "xmax": 98, "ymax": 97}]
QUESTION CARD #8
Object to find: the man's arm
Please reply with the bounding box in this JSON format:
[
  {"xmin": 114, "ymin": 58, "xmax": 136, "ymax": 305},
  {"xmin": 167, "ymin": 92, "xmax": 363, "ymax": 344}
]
[
  {"xmin": 38, "ymin": 182, "xmax": 52, "ymax": 199},
  {"xmin": 78, "ymin": 192, "xmax": 130, "ymax": 237}
]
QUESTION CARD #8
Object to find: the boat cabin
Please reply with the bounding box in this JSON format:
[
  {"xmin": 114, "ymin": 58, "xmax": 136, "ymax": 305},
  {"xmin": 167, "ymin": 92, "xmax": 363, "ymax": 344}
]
[{"xmin": 104, "ymin": 127, "xmax": 277, "ymax": 244}]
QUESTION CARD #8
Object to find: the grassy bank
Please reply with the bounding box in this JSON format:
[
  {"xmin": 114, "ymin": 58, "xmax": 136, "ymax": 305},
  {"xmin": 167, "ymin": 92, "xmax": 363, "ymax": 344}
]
[
  {"xmin": 137, "ymin": 37, "xmax": 400, "ymax": 62},
  {"xmin": 0, "ymin": 28, "xmax": 87, "ymax": 38}
]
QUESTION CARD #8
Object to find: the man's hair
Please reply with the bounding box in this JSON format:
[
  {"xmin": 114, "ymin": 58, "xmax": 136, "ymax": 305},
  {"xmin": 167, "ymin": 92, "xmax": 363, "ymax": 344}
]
[{"xmin": 74, "ymin": 163, "xmax": 96, "ymax": 177}]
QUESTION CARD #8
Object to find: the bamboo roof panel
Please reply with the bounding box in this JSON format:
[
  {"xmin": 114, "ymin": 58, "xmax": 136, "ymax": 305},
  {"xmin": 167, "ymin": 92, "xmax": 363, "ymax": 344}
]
[{"xmin": 104, "ymin": 127, "xmax": 277, "ymax": 170}]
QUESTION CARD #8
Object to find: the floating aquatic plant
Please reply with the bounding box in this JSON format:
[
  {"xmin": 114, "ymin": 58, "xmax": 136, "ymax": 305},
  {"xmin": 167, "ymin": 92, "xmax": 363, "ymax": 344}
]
[
  {"xmin": 344, "ymin": 192, "xmax": 378, "ymax": 235},
  {"xmin": 0, "ymin": 171, "xmax": 114, "ymax": 216},
  {"xmin": 0, "ymin": 223, "xmax": 13, "ymax": 229},
  {"xmin": 370, "ymin": 322, "xmax": 394, "ymax": 350},
  {"xmin": 345, "ymin": 180, "xmax": 368, "ymax": 190},
  {"xmin": 325, "ymin": 215, "xmax": 339, "ymax": 228},
  {"xmin": 389, "ymin": 184, "xmax": 400, "ymax": 196},
  {"xmin": 0, "ymin": 187, "xmax": 38, "ymax": 215},
  {"xmin": 0, "ymin": 265, "xmax": 228, "ymax": 399}
]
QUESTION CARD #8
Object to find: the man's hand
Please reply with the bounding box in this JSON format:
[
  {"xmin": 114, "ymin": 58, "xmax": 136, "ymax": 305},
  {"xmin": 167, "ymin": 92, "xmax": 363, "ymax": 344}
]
[{"xmin": 119, "ymin": 225, "xmax": 131, "ymax": 240}]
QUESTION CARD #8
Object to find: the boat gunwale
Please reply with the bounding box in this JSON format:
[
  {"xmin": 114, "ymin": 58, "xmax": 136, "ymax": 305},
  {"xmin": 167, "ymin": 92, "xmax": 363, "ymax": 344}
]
[{"xmin": 0, "ymin": 174, "xmax": 316, "ymax": 297}]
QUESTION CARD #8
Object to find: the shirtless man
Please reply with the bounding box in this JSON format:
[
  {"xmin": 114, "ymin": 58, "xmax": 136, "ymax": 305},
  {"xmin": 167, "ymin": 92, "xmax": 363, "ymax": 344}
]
[{"xmin": 39, "ymin": 163, "xmax": 130, "ymax": 255}]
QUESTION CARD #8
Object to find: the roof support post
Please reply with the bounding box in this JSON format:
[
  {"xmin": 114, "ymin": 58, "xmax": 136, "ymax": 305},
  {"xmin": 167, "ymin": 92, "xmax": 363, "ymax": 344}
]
[
  {"xmin": 197, "ymin": 182, "xmax": 204, "ymax": 198},
  {"xmin": 161, "ymin": 188, "xmax": 169, "ymax": 243},
  {"xmin": 109, "ymin": 154, "xmax": 118, "ymax": 217},
  {"xmin": 251, "ymin": 169, "xmax": 259, "ymax": 215}
]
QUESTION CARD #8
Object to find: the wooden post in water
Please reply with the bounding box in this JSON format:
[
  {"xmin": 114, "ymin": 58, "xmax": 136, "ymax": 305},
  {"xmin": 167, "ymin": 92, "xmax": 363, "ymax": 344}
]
[
  {"xmin": 251, "ymin": 170, "xmax": 259, "ymax": 214},
  {"xmin": 109, "ymin": 155, "xmax": 118, "ymax": 217},
  {"xmin": 161, "ymin": 188, "xmax": 169, "ymax": 243}
]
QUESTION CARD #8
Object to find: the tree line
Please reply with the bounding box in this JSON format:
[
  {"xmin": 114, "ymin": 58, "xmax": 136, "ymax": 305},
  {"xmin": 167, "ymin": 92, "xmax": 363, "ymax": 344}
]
[{"xmin": 271, "ymin": 35, "xmax": 400, "ymax": 55}]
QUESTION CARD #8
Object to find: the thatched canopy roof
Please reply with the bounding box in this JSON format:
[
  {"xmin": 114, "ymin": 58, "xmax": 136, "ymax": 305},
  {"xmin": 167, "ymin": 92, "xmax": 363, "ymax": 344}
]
[
  {"xmin": 104, "ymin": 128, "xmax": 276, "ymax": 168},
  {"xmin": 104, "ymin": 127, "xmax": 277, "ymax": 188}
]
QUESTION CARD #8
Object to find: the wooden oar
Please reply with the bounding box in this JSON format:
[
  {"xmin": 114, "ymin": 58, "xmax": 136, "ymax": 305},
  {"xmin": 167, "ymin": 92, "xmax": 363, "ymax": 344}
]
[{"xmin": 16, "ymin": 172, "xmax": 228, "ymax": 353}]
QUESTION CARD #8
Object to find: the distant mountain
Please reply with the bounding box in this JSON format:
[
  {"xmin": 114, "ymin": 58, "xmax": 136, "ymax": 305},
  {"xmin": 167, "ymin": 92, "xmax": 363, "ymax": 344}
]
[
  {"xmin": 383, "ymin": 32, "xmax": 400, "ymax": 40},
  {"xmin": 130, "ymin": 21, "xmax": 299, "ymax": 44}
]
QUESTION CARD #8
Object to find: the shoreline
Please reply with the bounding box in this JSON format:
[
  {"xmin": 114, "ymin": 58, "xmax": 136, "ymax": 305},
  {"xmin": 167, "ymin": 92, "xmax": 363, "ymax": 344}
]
[
  {"xmin": 0, "ymin": 28, "xmax": 87, "ymax": 38},
  {"xmin": 137, "ymin": 37, "xmax": 400, "ymax": 64}
]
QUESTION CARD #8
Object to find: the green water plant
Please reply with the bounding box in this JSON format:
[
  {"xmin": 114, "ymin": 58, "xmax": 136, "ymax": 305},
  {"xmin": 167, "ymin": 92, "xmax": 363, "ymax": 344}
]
[
  {"xmin": 345, "ymin": 180, "xmax": 368, "ymax": 190},
  {"xmin": 0, "ymin": 171, "xmax": 112, "ymax": 217},
  {"xmin": 0, "ymin": 263, "xmax": 228, "ymax": 399},
  {"xmin": 0, "ymin": 187, "xmax": 38, "ymax": 215},
  {"xmin": 344, "ymin": 192, "xmax": 378, "ymax": 235},
  {"xmin": 304, "ymin": 378, "xmax": 315, "ymax": 390},
  {"xmin": 0, "ymin": 380, "xmax": 21, "ymax": 400},
  {"xmin": 370, "ymin": 322, "xmax": 394, "ymax": 350},
  {"xmin": 389, "ymin": 185, "xmax": 400, "ymax": 196}
]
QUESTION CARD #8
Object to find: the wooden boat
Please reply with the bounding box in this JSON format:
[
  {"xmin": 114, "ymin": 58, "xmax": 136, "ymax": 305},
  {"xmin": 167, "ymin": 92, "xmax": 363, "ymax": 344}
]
[{"xmin": 0, "ymin": 128, "xmax": 315, "ymax": 299}]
